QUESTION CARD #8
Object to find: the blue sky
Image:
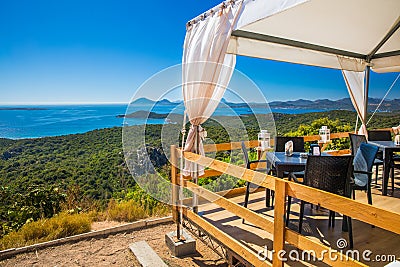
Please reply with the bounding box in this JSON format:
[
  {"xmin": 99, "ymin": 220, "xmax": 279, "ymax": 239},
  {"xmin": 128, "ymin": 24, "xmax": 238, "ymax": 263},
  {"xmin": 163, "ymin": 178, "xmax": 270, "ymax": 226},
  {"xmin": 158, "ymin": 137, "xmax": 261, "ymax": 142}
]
[{"xmin": 0, "ymin": 0, "xmax": 399, "ymax": 104}]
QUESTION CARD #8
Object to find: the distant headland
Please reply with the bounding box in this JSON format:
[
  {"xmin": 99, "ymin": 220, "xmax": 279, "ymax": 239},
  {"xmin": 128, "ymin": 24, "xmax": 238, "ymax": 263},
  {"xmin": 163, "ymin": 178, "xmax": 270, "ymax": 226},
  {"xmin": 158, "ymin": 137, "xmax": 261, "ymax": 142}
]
[
  {"xmin": 129, "ymin": 97, "xmax": 400, "ymax": 112},
  {"xmin": 0, "ymin": 107, "xmax": 48, "ymax": 111}
]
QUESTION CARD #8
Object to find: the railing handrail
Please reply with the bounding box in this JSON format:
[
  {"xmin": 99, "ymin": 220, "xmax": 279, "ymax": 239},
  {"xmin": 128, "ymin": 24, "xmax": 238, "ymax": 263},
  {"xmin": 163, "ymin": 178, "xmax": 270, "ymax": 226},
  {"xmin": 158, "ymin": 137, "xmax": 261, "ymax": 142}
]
[
  {"xmin": 181, "ymin": 150, "xmax": 400, "ymax": 235},
  {"xmin": 202, "ymin": 128, "xmax": 395, "ymax": 153},
  {"xmin": 203, "ymin": 131, "xmax": 353, "ymax": 153}
]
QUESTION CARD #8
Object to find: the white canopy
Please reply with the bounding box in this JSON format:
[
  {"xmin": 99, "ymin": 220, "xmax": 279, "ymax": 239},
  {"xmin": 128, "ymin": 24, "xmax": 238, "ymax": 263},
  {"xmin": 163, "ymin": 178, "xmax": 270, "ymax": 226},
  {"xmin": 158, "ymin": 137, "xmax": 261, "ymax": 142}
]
[
  {"xmin": 182, "ymin": 0, "xmax": 400, "ymax": 166},
  {"xmin": 223, "ymin": 0, "xmax": 400, "ymax": 73}
]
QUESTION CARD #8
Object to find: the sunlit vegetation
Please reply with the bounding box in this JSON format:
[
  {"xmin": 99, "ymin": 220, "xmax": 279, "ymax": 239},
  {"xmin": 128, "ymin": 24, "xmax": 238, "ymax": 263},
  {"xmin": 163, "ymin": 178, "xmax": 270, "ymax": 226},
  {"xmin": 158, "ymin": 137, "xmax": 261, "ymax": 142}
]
[
  {"xmin": 0, "ymin": 212, "xmax": 91, "ymax": 250},
  {"xmin": 1, "ymin": 110, "xmax": 399, "ymax": 248}
]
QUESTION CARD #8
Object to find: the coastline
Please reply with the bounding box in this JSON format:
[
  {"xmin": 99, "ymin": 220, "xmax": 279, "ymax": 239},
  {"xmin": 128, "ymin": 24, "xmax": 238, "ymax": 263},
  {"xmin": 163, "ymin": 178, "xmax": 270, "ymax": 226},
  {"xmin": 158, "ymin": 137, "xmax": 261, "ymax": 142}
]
[
  {"xmin": 0, "ymin": 109, "xmax": 358, "ymax": 140},
  {"xmin": 2, "ymin": 107, "xmax": 400, "ymax": 140}
]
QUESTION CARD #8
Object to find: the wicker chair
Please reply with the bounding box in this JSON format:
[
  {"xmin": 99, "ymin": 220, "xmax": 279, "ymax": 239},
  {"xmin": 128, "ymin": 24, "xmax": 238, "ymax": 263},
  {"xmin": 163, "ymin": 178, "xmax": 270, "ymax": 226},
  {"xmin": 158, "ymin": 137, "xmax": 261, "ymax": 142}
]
[
  {"xmin": 241, "ymin": 141, "xmax": 269, "ymax": 222},
  {"xmin": 349, "ymin": 133, "xmax": 383, "ymax": 185},
  {"xmin": 286, "ymin": 155, "xmax": 354, "ymax": 248},
  {"xmin": 367, "ymin": 130, "xmax": 392, "ymax": 141},
  {"xmin": 367, "ymin": 130, "xmax": 400, "ymax": 191},
  {"xmin": 351, "ymin": 143, "xmax": 379, "ymax": 205},
  {"xmin": 275, "ymin": 136, "xmax": 305, "ymax": 153}
]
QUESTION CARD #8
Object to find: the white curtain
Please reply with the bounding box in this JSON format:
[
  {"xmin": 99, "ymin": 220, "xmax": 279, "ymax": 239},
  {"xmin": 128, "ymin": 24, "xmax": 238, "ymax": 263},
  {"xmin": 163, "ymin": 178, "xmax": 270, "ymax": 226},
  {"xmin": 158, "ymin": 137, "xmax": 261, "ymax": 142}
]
[
  {"xmin": 342, "ymin": 70, "xmax": 367, "ymax": 135},
  {"xmin": 182, "ymin": 2, "xmax": 243, "ymax": 176}
]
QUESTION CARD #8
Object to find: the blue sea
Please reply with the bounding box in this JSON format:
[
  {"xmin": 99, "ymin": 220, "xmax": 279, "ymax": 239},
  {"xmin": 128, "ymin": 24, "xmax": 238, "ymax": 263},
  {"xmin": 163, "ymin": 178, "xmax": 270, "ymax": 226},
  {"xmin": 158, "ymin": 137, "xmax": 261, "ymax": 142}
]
[{"xmin": 0, "ymin": 104, "xmax": 327, "ymax": 139}]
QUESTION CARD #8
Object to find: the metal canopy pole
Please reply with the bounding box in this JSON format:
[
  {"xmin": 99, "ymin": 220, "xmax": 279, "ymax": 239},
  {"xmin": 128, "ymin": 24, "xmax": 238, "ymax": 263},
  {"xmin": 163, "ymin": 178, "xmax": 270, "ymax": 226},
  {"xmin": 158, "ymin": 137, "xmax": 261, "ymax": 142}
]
[
  {"xmin": 231, "ymin": 30, "xmax": 366, "ymax": 60},
  {"xmin": 364, "ymin": 65, "xmax": 371, "ymax": 129},
  {"xmin": 368, "ymin": 18, "xmax": 400, "ymax": 60},
  {"xmin": 192, "ymin": 125, "xmax": 199, "ymax": 214}
]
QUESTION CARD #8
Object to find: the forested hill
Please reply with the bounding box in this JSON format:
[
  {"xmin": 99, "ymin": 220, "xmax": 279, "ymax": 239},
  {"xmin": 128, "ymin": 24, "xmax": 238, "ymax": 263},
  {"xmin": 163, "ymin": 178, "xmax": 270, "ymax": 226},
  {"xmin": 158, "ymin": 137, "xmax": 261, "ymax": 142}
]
[
  {"xmin": 1, "ymin": 110, "xmax": 400, "ymax": 204},
  {"xmin": 0, "ymin": 127, "xmax": 129, "ymax": 200},
  {"xmin": 269, "ymin": 98, "xmax": 400, "ymax": 112}
]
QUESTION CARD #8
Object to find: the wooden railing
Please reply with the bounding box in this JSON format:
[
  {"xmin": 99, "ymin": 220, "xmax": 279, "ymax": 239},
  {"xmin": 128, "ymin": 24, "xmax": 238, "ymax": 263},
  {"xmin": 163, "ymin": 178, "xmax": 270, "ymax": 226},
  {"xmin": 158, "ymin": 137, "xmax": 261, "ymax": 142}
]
[{"xmin": 170, "ymin": 130, "xmax": 400, "ymax": 267}]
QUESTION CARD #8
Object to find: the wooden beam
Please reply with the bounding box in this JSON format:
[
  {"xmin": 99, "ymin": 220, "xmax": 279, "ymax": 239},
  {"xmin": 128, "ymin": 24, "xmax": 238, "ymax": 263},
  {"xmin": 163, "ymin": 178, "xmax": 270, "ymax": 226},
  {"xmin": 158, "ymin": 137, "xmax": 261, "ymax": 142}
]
[
  {"xmin": 200, "ymin": 169, "xmax": 224, "ymax": 178},
  {"xmin": 182, "ymin": 181, "xmax": 274, "ymax": 231},
  {"xmin": 170, "ymin": 145, "xmax": 179, "ymax": 223},
  {"xmin": 303, "ymin": 132, "xmax": 351, "ymax": 142},
  {"xmin": 184, "ymin": 208, "xmax": 272, "ymax": 267},
  {"xmin": 325, "ymin": 149, "xmax": 351, "ymax": 156},
  {"xmin": 249, "ymin": 161, "xmax": 267, "ymax": 170},
  {"xmin": 201, "ymin": 132, "xmax": 353, "ymax": 153},
  {"xmin": 320, "ymin": 142, "xmax": 330, "ymax": 152},
  {"xmin": 287, "ymin": 181, "xmax": 400, "ymax": 235},
  {"xmin": 180, "ymin": 186, "xmax": 265, "ymax": 206},
  {"xmin": 177, "ymin": 169, "xmax": 224, "ymax": 179},
  {"xmin": 203, "ymin": 140, "xmax": 259, "ymax": 152},
  {"xmin": 182, "ymin": 151, "xmax": 275, "ymax": 190},
  {"xmin": 272, "ymin": 179, "xmax": 286, "ymax": 267}
]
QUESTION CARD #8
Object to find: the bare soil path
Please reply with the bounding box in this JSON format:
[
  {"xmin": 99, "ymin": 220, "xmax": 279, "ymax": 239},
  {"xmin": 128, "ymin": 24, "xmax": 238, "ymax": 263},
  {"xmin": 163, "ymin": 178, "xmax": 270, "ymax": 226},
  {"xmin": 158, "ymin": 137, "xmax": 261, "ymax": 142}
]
[{"xmin": 0, "ymin": 222, "xmax": 227, "ymax": 267}]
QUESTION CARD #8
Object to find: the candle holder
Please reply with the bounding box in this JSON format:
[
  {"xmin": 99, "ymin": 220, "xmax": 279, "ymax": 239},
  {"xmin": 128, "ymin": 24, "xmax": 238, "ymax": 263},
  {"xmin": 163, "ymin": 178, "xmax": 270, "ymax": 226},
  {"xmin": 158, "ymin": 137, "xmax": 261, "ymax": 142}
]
[
  {"xmin": 258, "ymin": 130, "xmax": 271, "ymax": 151},
  {"xmin": 395, "ymin": 135, "xmax": 400, "ymax": 146},
  {"xmin": 391, "ymin": 126, "xmax": 400, "ymax": 145}
]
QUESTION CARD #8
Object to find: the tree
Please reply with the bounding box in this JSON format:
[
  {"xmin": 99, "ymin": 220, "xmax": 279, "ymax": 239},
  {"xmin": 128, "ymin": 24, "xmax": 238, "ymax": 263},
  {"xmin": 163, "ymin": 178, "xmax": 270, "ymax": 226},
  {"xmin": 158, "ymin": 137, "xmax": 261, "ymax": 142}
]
[{"xmin": 286, "ymin": 117, "xmax": 352, "ymax": 150}]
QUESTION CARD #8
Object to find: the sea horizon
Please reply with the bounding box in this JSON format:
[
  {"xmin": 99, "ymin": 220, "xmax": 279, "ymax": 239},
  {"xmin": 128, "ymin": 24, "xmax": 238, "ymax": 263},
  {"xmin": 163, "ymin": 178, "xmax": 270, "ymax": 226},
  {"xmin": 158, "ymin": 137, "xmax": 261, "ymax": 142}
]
[
  {"xmin": 0, "ymin": 95, "xmax": 396, "ymax": 106},
  {"xmin": 0, "ymin": 103, "xmax": 337, "ymax": 140}
]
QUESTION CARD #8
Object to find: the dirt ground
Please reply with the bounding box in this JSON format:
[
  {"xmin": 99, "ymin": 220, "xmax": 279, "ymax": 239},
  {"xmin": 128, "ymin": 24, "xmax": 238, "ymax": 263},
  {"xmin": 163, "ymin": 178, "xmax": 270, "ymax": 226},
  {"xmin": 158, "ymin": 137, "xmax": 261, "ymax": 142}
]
[{"xmin": 0, "ymin": 222, "xmax": 227, "ymax": 267}]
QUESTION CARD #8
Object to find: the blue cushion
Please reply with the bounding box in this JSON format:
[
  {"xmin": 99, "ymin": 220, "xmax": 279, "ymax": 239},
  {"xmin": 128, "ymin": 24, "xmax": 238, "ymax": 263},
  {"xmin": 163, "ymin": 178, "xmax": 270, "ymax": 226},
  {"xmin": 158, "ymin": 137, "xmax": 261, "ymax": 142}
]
[{"xmin": 353, "ymin": 148, "xmax": 368, "ymax": 187}]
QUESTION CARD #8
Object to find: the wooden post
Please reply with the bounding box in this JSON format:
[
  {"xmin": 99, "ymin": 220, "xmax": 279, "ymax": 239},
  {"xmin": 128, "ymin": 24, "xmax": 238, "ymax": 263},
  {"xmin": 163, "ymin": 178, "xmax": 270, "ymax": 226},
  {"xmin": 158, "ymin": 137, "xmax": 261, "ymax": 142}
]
[
  {"xmin": 272, "ymin": 179, "xmax": 286, "ymax": 267},
  {"xmin": 170, "ymin": 145, "xmax": 180, "ymax": 238}
]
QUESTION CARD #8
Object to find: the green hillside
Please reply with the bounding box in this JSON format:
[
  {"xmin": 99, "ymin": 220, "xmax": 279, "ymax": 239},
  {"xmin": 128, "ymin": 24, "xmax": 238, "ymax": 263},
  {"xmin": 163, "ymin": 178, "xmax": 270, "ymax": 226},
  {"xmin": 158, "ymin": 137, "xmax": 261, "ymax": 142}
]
[{"xmin": 1, "ymin": 110, "xmax": 400, "ymax": 237}]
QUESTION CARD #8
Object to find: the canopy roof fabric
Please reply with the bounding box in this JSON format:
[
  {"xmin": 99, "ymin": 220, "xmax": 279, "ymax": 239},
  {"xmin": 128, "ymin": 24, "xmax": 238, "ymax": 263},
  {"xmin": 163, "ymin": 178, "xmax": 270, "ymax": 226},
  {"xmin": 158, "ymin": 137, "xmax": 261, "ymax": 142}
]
[
  {"xmin": 189, "ymin": 0, "xmax": 400, "ymax": 73},
  {"xmin": 181, "ymin": 0, "xmax": 400, "ymax": 170}
]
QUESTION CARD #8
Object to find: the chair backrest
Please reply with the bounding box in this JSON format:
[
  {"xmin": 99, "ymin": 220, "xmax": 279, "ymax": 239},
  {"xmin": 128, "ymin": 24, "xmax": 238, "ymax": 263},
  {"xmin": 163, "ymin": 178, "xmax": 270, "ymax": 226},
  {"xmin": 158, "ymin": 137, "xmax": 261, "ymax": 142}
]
[
  {"xmin": 356, "ymin": 143, "xmax": 379, "ymax": 172},
  {"xmin": 367, "ymin": 130, "xmax": 392, "ymax": 141},
  {"xmin": 349, "ymin": 133, "xmax": 367, "ymax": 155},
  {"xmin": 275, "ymin": 136, "xmax": 305, "ymax": 152},
  {"xmin": 353, "ymin": 143, "xmax": 379, "ymax": 187},
  {"xmin": 241, "ymin": 141, "xmax": 250, "ymax": 168},
  {"xmin": 304, "ymin": 155, "xmax": 353, "ymax": 197}
]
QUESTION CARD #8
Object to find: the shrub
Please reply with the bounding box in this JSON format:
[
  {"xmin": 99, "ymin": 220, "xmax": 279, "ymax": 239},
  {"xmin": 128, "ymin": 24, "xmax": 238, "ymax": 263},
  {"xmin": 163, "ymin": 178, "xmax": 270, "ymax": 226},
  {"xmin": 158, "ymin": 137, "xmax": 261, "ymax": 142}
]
[
  {"xmin": 124, "ymin": 187, "xmax": 170, "ymax": 217},
  {"xmin": 0, "ymin": 212, "xmax": 91, "ymax": 250},
  {"xmin": 1, "ymin": 184, "xmax": 66, "ymax": 237},
  {"xmin": 106, "ymin": 199, "xmax": 148, "ymax": 222}
]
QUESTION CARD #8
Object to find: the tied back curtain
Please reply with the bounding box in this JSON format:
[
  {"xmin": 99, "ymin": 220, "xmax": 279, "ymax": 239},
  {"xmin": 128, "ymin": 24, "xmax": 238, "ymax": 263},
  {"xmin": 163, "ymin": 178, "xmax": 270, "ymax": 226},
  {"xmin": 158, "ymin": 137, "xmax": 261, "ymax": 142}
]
[
  {"xmin": 342, "ymin": 70, "xmax": 367, "ymax": 135},
  {"xmin": 182, "ymin": 2, "xmax": 243, "ymax": 177}
]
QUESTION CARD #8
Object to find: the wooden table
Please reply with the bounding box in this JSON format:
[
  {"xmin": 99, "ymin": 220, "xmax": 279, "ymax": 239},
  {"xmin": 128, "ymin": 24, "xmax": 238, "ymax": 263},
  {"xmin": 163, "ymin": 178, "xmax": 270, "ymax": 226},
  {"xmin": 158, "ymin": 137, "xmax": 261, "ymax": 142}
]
[{"xmin": 368, "ymin": 140, "xmax": 400, "ymax": 196}]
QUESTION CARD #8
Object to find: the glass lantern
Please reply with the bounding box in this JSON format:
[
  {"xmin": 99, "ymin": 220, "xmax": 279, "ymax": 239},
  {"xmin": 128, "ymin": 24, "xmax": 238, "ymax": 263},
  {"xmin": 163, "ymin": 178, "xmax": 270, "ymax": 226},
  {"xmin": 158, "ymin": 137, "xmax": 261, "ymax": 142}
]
[
  {"xmin": 319, "ymin": 126, "xmax": 330, "ymax": 143},
  {"xmin": 258, "ymin": 130, "xmax": 271, "ymax": 151},
  {"xmin": 393, "ymin": 126, "xmax": 400, "ymax": 145},
  {"xmin": 393, "ymin": 125, "xmax": 400, "ymax": 135}
]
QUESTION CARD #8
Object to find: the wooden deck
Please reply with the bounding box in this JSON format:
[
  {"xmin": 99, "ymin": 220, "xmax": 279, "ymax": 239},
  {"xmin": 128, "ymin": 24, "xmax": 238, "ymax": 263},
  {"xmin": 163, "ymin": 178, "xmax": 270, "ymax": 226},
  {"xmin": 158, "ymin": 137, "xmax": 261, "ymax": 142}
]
[{"xmin": 195, "ymin": 173, "xmax": 400, "ymax": 266}]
